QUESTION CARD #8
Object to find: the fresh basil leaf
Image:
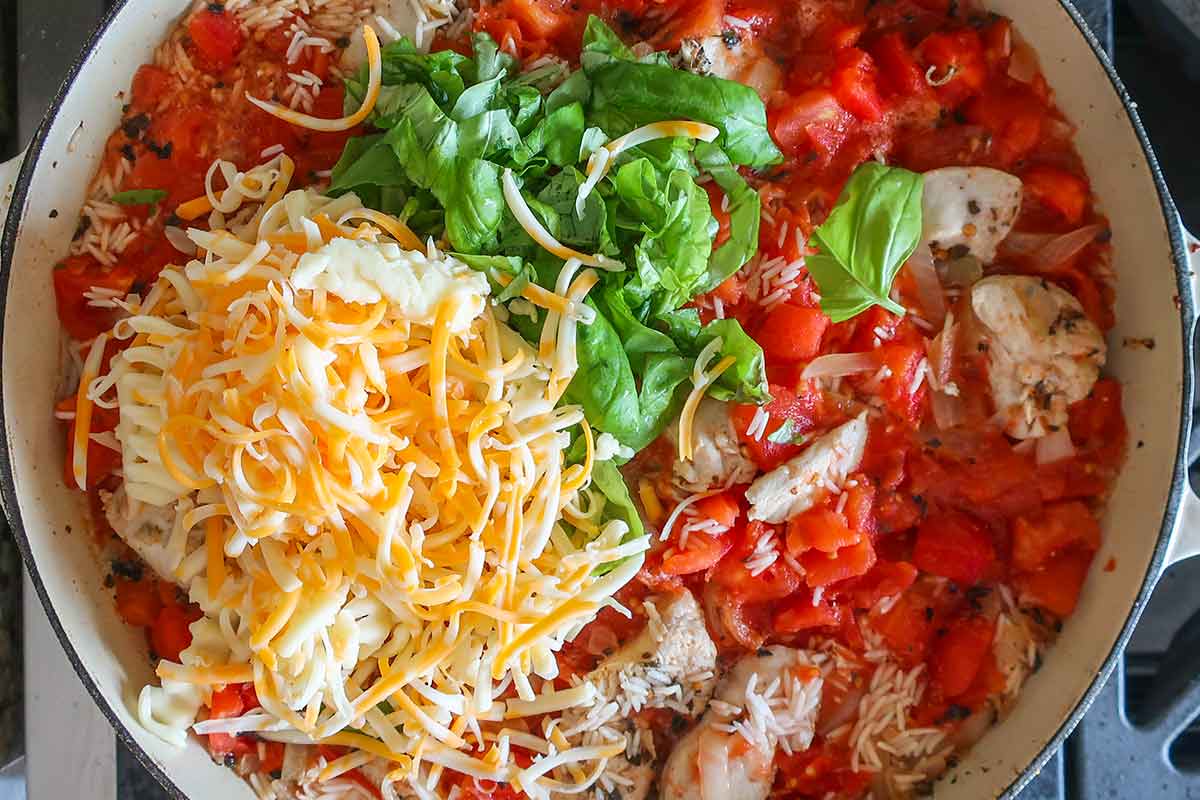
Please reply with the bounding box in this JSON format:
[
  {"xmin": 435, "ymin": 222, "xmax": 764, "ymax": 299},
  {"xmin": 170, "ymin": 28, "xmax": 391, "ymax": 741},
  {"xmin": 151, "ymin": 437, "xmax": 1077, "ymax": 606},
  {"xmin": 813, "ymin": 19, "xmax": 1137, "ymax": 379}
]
[
  {"xmin": 585, "ymin": 59, "xmax": 782, "ymax": 167},
  {"xmin": 348, "ymin": 38, "xmax": 471, "ymax": 110},
  {"xmin": 581, "ymin": 15, "xmax": 635, "ymax": 60},
  {"xmin": 693, "ymin": 142, "xmax": 760, "ymax": 294},
  {"xmin": 546, "ymin": 69, "xmax": 591, "ymax": 114},
  {"xmin": 590, "ymin": 459, "xmax": 643, "ymax": 538},
  {"xmin": 807, "ymin": 162, "xmax": 923, "ymax": 323},
  {"xmin": 470, "ymin": 32, "xmax": 516, "ymax": 83},
  {"xmin": 111, "ymin": 188, "xmax": 166, "ymax": 206},
  {"xmin": 693, "ymin": 318, "xmax": 770, "ymax": 404}
]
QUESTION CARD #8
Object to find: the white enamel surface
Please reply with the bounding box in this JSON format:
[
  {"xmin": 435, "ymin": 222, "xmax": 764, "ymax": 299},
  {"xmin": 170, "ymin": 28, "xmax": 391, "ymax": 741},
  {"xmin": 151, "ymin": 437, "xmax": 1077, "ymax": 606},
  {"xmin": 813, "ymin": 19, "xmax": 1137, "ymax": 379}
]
[{"xmin": 0, "ymin": 2, "xmax": 1193, "ymax": 800}]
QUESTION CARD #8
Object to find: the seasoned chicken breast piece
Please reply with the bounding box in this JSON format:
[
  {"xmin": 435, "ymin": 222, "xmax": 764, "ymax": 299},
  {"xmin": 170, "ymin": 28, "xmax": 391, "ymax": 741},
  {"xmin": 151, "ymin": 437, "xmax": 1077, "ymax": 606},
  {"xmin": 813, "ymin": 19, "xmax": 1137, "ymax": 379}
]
[
  {"xmin": 971, "ymin": 275, "xmax": 1105, "ymax": 439},
  {"xmin": 922, "ymin": 167, "xmax": 1023, "ymax": 264},
  {"xmin": 660, "ymin": 646, "xmax": 824, "ymax": 800},
  {"xmin": 666, "ymin": 397, "xmax": 757, "ymax": 492},
  {"xmin": 678, "ymin": 35, "xmax": 783, "ymax": 99},
  {"xmin": 746, "ymin": 414, "xmax": 868, "ymax": 524},
  {"xmin": 558, "ymin": 591, "xmax": 719, "ymax": 800}
]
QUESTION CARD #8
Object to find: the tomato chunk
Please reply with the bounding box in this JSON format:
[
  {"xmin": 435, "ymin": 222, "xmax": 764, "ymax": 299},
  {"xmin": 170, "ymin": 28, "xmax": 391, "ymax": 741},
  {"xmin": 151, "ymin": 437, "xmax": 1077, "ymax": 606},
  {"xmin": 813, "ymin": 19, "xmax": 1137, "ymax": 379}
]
[
  {"xmin": 187, "ymin": 8, "xmax": 242, "ymax": 72},
  {"xmin": 871, "ymin": 32, "xmax": 928, "ymax": 97},
  {"xmin": 661, "ymin": 532, "xmax": 732, "ymax": 576},
  {"xmin": 694, "ymin": 491, "xmax": 741, "ymax": 529},
  {"xmin": 932, "ymin": 616, "xmax": 997, "ymax": 698},
  {"xmin": 1022, "ymin": 165, "xmax": 1090, "ymax": 225},
  {"xmin": 53, "ymin": 257, "xmax": 135, "ymax": 341},
  {"xmin": 830, "ymin": 48, "xmax": 885, "ymax": 122},
  {"xmin": 732, "ymin": 383, "xmax": 820, "ymax": 469},
  {"xmin": 800, "ymin": 537, "xmax": 876, "ymax": 588},
  {"xmin": 775, "ymin": 594, "xmax": 846, "ymax": 633},
  {"xmin": 1014, "ymin": 548, "xmax": 1095, "ymax": 616},
  {"xmin": 115, "ymin": 579, "xmax": 162, "ymax": 628},
  {"xmin": 757, "ymin": 304, "xmax": 829, "ymax": 364},
  {"xmin": 151, "ymin": 602, "xmax": 201, "ymax": 662},
  {"xmin": 844, "ymin": 561, "xmax": 918, "ymax": 610},
  {"xmin": 913, "ymin": 511, "xmax": 996, "ymax": 585},
  {"xmin": 787, "ymin": 508, "xmax": 860, "ymax": 555},
  {"xmin": 917, "ymin": 29, "xmax": 987, "ymax": 108},
  {"xmin": 1011, "ymin": 501, "xmax": 1100, "ymax": 572},
  {"xmin": 770, "ymin": 89, "xmax": 853, "ymax": 160}
]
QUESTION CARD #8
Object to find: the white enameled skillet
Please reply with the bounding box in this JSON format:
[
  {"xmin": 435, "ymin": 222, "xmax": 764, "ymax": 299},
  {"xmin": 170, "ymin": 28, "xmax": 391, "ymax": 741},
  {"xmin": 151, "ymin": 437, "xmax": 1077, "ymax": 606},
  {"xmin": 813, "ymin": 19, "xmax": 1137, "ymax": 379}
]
[{"xmin": 1, "ymin": 1, "xmax": 1198, "ymax": 797}]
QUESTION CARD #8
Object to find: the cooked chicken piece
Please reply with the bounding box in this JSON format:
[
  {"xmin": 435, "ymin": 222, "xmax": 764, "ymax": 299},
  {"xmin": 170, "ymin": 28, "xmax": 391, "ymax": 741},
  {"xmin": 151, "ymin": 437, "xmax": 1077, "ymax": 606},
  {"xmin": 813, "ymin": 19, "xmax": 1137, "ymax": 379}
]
[
  {"xmin": 589, "ymin": 590, "xmax": 719, "ymax": 716},
  {"xmin": 666, "ymin": 397, "xmax": 757, "ymax": 492},
  {"xmin": 971, "ymin": 275, "xmax": 1105, "ymax": 439},
  {"xmin": 678, "ymin": 35, "xmax": 782, "ymax": 99},
  {"xmin": 922, "ymin": 167, "xmax": 1023, "ymax": 264},
  {"xmin": 746, "ymin": 414, "xmax": 868, "ymax": 524},
  {"xmin": 102, "ymin": 485, "xmax": 190, "ymax": 582},
  {"xmin": 660, "ymin": 646, "xmax": 823, "ymax": 800},
  {"xmin": 557, "ymin": 592, "xmax": 719, "ymax": 800}
]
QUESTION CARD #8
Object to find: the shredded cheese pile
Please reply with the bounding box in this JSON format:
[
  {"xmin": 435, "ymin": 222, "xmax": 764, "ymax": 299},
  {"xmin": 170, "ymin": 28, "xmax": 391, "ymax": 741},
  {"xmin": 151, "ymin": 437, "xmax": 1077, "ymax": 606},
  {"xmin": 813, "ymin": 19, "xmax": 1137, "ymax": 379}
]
[{"xmin": 77, "ymin": 162, "xmax": 650, "ymax": 797}]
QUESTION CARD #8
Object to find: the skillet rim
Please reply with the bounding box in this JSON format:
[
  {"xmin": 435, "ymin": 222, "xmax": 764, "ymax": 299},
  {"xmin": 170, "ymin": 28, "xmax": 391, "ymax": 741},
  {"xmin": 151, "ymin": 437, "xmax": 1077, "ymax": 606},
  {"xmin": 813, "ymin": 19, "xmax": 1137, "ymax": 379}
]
[{"xmin": 0, "ymin": 1, "xmax": 1191, "ymax": 798}]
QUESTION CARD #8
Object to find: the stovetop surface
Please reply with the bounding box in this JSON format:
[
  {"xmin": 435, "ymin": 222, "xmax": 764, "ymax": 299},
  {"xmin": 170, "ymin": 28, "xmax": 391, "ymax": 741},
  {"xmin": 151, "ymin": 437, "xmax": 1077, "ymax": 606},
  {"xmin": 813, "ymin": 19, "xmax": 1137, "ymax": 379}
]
[{"xmin": 7, "ymin": 1, "xmax": 1200, "ymax": 799}]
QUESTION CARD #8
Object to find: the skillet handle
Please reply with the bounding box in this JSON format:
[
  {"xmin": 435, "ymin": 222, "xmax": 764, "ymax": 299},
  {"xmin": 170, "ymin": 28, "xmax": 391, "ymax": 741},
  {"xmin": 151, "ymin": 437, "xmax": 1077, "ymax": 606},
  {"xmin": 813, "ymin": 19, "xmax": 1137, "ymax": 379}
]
[{"xmin": 1166, "ymin": 228, "xmax": 1200, "ymax": 567}]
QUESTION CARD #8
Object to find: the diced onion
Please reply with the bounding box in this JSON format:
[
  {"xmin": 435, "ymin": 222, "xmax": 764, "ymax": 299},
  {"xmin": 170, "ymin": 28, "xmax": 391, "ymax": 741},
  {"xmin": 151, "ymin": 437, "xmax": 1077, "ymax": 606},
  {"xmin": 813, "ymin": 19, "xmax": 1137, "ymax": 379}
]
[
  {"xmin": 1002, "ymin": 224, "xmax": 1106, "ymax": 273},
  {"xmin": 1036, "ymin": 428, "xmax": 1076, "ymax": 465},
  {"xmin": 802, "ymin": 353, "xmax": 877, "ymax": 380},
  {"xmin": 164, "ymin": 225, "xmax": 197, "ymax": 255},
  {"xmin": 1030, "ymin": 224, "xmax": 1107, "ymax": 273},
  {"xmin": 906, "ymin": 244, "xmax": 945, "ymax": 328},
  {"xmin": 931, "ymin": 391, "xmax": 964, "ymax": 431}
]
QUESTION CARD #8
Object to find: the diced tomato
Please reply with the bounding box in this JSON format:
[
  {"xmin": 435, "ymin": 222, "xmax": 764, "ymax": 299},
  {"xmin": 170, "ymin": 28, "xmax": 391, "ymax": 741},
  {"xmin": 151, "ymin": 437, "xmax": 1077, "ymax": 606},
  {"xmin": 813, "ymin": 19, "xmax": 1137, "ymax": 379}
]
[
  {"xmin": 842, "ymin": 481, "xmax": 876, "ymax": 537},
  {"xmin": 787, "ymin": 508, "xmax": 860, "ymax": 555},
  {"xmin": 963, "ymin": 83, "xmax": 1044, "ymax": 168},
  {"xmin": 53, "ymin": 256, "xmax": 135, "ymax": 341},
  {"xmin": 800, "ymin": 537, "xmax": 876, "ymax": 587},
  {"xmin": 1014, "ymin": 548, "xmax": 1095, "ymax": 617},
  {"xmin": 205, "ymin": 684, "xmax": 254, "ymax": 757},
  {"xmin": 932, "ymin": 615, "xmax": 997, "ymax": 698},
  {"xmin": 130, "ymin": 65, "xmax": 172, "ymax": 112},
  {"xmin": 844, "ymin": 561, "xmax": 918, "ymax": 609},
  {"xmin": 731, "ymin": 383, "xmax": 820, "ymax": 469},
  {"xmin": 769, "ymin": 89, "xmax": 854, "ymax": 160},
  {"xmin": 258, "ymin": 741, "xmax": 286, "ymax": 774},
  {"xmin": 756, "ymin": 304, "xmax": 830, "ymax": 363},
  {"xmin": 1022, "ymin": 164, "xmax": 1090, "ymax": 225},
  {"xmin": 775, "ymin": 594, "xmax": 846, "ymax": 633},
  {"xmin": 912, "ymin": 511, "xmax": 996, "ymax": 585},
  {"xmin": 1011, "ymin": 501, "xmax": 1100, "ymax": 572},
  {"xmin": 239, "ymin": 682, "xmax": 261, "ymax": 711},
  {"xmin": 724, "ymin": 0, "xmax": 779, "ymax": 32},
  {"xmin": 694, "ymin": 491, "xmax": 741, "ymax": 529},
  {"xmin": 980, "ymin": 17, "xmax": 1013, "ymax": 71},
  {"xmin": 872, "ymin": 586, "xmax": 940, "ymax": 664},
  {"xmin": 711, "ymin": 274, "xmax": 745, "ymax": 306},
  {"xmin": 63, "ymin": 408, "xmax": 123, "ymax": 490},
  {"xmin": 830, "ymin": 48, "xmax": 885, "ymax": 122},
  {"xmin": 151, "ymin": 602, "xmax": 200, "ymax": 663},
  {"xmin": 704, "ymin": 184, "xmax": 732, "ymax": 249},
  {"xmin": 647, "ymin": 0, "xmax": 723, "ymax": 50},
  {"xmin": 661, "ymin": 531, "xmax": 732, "ymax": 576},
  {"xmin": 870, "ymin": 32, "xmax": 928, "ymax": 97},
  {"xmin": 917, "ymin": 29, "xmax": 987, "ymax": 107},
  {"xmin": 1069, "ymin": 379, "xmax": 1124, "ymax": 443},
  {"xmin": 115, "ymin": 579, "xmax": 162, "ymax": 628},
  {"xmin": 715, "ymin": 534, "xmax": 803, "ymax": 601},
  {"xmin": 187, "ymin": 8, "xmax": 242, "ymax": 72},
  {"xmin": 871, "ymin": 343, "xmax": 927, "ymax": 424},
  {"xmin": 954, "ymin": 649, "xmax": 1008, "ymax": 711}
]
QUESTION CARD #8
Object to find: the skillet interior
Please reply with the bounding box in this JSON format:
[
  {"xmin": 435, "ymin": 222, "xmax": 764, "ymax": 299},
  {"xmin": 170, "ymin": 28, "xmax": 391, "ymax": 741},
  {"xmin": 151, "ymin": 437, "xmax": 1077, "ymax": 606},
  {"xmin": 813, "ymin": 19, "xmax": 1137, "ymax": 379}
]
[{"xmin": 0, "ymin": 1, "xmax": 1192, "ymax": 798}]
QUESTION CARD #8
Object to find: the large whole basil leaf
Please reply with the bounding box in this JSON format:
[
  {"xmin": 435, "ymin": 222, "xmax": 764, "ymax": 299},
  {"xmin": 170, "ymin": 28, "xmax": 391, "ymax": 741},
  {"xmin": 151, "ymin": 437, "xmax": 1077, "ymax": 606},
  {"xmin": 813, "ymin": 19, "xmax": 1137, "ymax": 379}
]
[
  {"xmin": 806, "ymin": 162, "xmax": 924, "ymax": 323},
  {"xmin": 693, "ymin": 142, "xmax": 760, "ymax": 294}
]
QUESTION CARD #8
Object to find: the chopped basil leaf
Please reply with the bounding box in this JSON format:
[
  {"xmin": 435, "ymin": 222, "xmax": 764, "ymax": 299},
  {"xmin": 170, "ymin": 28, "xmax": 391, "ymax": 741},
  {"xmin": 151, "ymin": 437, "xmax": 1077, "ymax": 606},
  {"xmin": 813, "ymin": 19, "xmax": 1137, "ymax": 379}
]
[{"xmin": 110, "ymin": 188, "xmax": 167, "ymax": 206}]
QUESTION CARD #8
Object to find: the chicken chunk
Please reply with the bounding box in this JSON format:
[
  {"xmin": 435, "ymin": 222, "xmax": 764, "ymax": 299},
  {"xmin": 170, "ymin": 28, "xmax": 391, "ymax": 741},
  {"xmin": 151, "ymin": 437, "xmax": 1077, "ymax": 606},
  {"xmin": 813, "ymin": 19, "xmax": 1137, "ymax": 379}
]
[
  {"xmin": 660, "ymin": 646, "xmax": 823, "ymax": 800},
  {"xmin": 971, "ymin": 275, "xmax": 1106, "ymax": 439},
  {"xmin": 678, "ymin": 35, "xmax": 782, "ymax": 99},
  {"xmin": 102, "ymin": 485, "xmax": 191, "ymax": 582},
  {"xmin": 746, "ymin": 414, "xmax": 868, "ymax": 523},
  {"xmin": 588, "ymin": 590, "xmax": 719, "ymax": 716},
  {"xmin": 666, "ymin": 397, "xmax": 757, "ymax": 492},
  {"xmin": 922, "ymin": 167, "xmax": 1023, "ymax": 264},
  {"xmin": 558, "ymin": 592, "xmax": 719, "ymax": 800}
]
